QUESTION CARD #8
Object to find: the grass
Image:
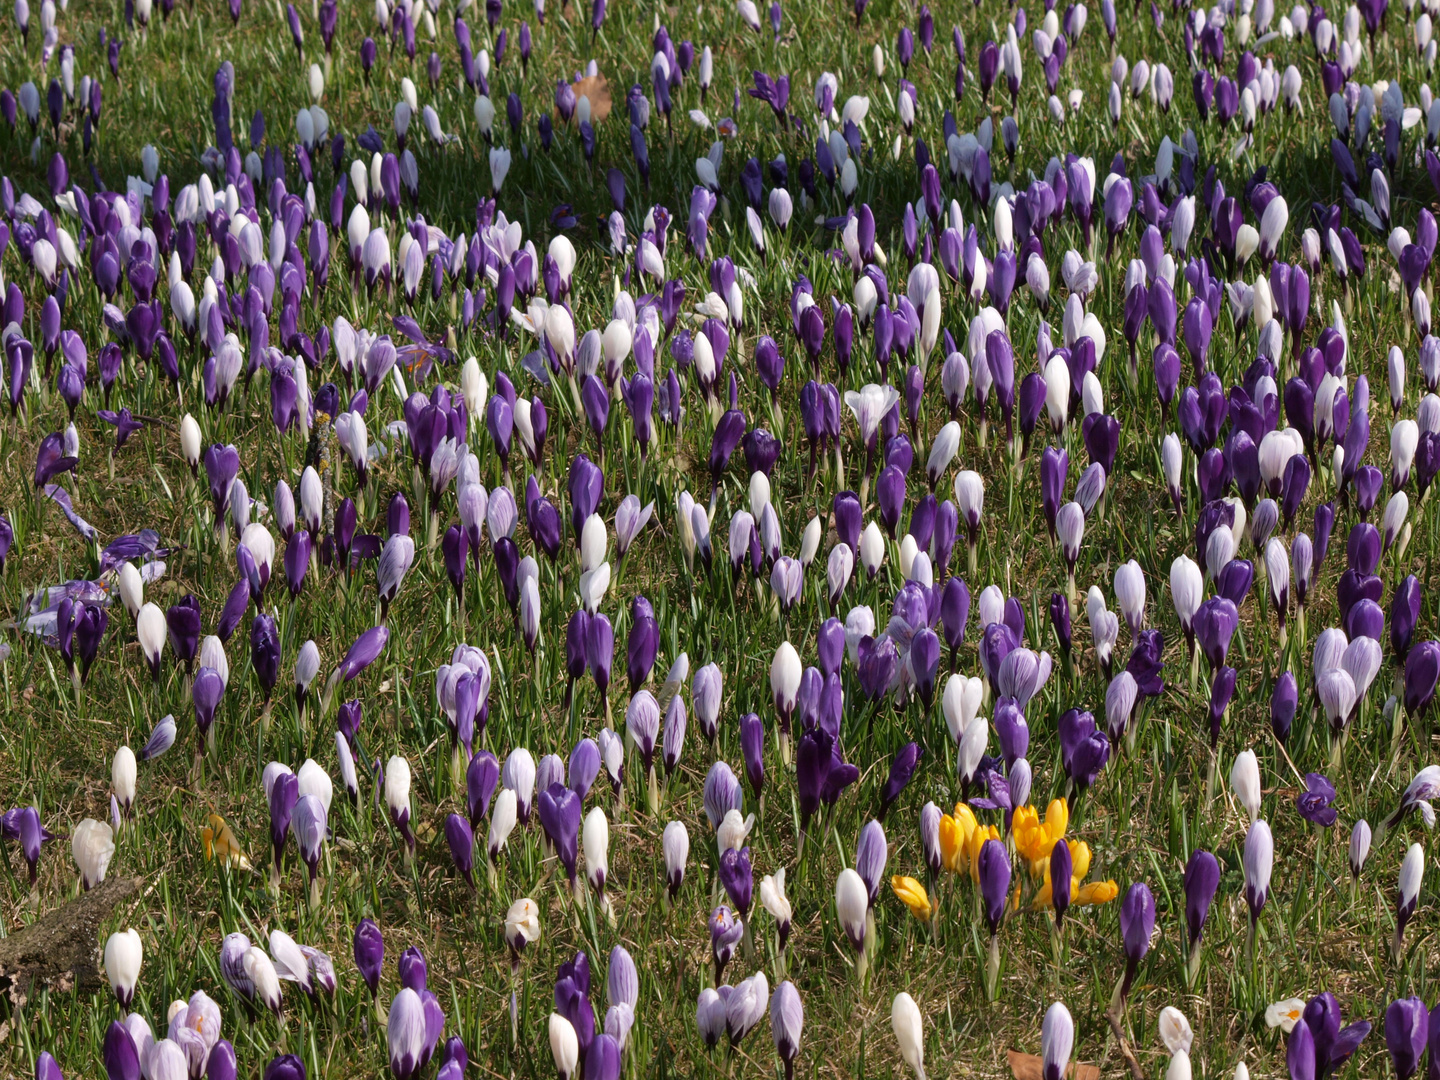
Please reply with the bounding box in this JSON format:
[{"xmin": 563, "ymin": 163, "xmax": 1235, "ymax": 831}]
[{"xmin": 0, "ymin": 0, "xmax": 1436, "ymax": 1077}]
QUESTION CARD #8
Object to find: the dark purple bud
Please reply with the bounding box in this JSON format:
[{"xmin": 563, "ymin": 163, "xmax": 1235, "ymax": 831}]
[
  {"xmin": 1182, "ymin": 848, "xmax": 1220, "ymax": 949},
  {"xmin": 1271, "ymin": 671, "xmax": 1298, "ymax": 742}
]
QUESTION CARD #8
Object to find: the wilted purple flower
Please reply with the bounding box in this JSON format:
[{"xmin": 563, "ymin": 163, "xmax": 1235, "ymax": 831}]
[{"xmin": 1296, "ymin": 773, "xmax": 1338, "ymax": 827}]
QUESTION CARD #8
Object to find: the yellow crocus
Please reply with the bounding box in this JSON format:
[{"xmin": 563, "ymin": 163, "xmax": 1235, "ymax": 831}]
[
  {"xmin": 202, "ymin": 813, "xmax": 252, "ymax": 871},
  {"xmin": 1030, "ymin": 877, "xmax": 1074, "ymax": 910},
  {"xmin": 938, "ymin": 804, "xmax": 983, "ymax": 876},
  {"xmin": 1011, "ymin": 803, "xmax": 1039, "ymax": 846},
  {"xmin": 1076, "ymin": 880, "xmax": 1119, "ymax": 906},
  {"xmin": 966, "ymin": 823, "xmax": 1000, "ymax": 883},
  {"xmin": 1015, "ymin": 798, "xmax": 1071, "ymax": 878},
  {"xmin": 938, "ymin": 814, "xmax": 964, "ymax": 873},
  {"xmin": 952, "ymin": 803, "xmax": 978, "ymax": 841},
  {"xmin": 1024, "ymin": 833, "xmax": 1116, "ymax": 911},
  {"xmin": 1030, "ymin": 861, "xmax": 1119, "ymax": 910},
  {"xmin": 891, "ymin": 875, "xmax": 933, "ymax": 920}
]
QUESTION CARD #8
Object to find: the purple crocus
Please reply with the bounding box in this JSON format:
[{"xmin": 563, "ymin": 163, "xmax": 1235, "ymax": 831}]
[
  {"xmin": 1182, "ymin": 848, "xmax": 1220, "ymax": 971},
  {"xmin": 1118, "ymin": 882, "xmax": 1155, "ymax": 1001},
  {"xmin": 1297, "ymin": 773, "xmax": 1338, "ymax": 827},
  {"xmin": 537, "ymin": 783, "xmax": 582, "ymax": 890},
  {"xmin": 879, "ymin": 742, "xmax": 922, "ymax": 820},
  {"xmin": 1386, "ymin": 997, "xmax": 1427, "ymax": 1080}
]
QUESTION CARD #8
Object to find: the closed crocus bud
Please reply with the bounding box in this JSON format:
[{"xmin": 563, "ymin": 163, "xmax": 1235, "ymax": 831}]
[
  {"xmin": 489, "ymin": 788, "xmax": 518, "ymax": 861},
  {"xmin": 583, "ymin": 807, "xmax": 610, "ymax": 910},
  {"xmin": 1259, "ymin": 196, "xmax": 1289, "ymax": 264},
  {"xmin": 388, "ymin": 987, "xmax": 428, "ymax": 1079},
  {"xmin": 770, "ymin": 980, "xmax": 803, "ymax": 1079},
  {"xmin": 1113, "ymin": 560, "xmax": 1145, "ymax": 635},
  {"xmin": 919, "ymin": 801, "xmax": 943, "ymax": 875},
  {"xmin": 663, "ymin": 820, "xmax": 689, "ymax": 898},
  {"xmin": 692, "ymin": 662, "xmax": 723, "ymax": 742},
  {"xmin": 504, "ymin": 749, "xmax": 537, "ymax": 823},
  {"xmin": 1383, "ymin": 493, "xmax": 1410, "ymax": 556},
  {"xmin": 1242, "ymin": 819, "xmax": 1273, "ymax": 923},
  {"xmin": 1386, "ymin": 997, "xmax": 1427, "ymax": 1080},
  {"xmin": 348, "ymin": 919, "xmax": 383, "ymax": 1001},
  {"xmin": 112, "ymin": 744, "xmax": 137, "ymax": 816},
  {"xmin": 243, "ymin": 946, "xmax": 284, "ymax": 1016},
  {"xmin": 180, "ymin": 414, "xmax": 202, "ymax": 473},
  {"xmin": 1396, "ymin": 842, "xmax": 1425, "ymax": 955},
  {"xmin": 1118, "ymin": 882, "xmax": 1155, "ymax": 1000},
  {"xmin": 771, "ymin": 641, "xmax": 802, "ymax": 749},
  {"xmin": 104, "ymin": 928, "xmax": 143, "ymax": 1008},
  {"xmin": 1393, "ymin": 419, "xmax": 1420, "ymax": 490},
  {"xmin": 103, "ymin": 1021, "xmax": 142, "ymax": 1080},
  {"xmin": 854, "ymin": 819, "xmax": 887, "ymax": 909},
  {"xmin": 136, "ymin": 602, "xmax": 166, "ymax": 679},
  {"xmin": 926, "ymin": 422, "xmax": 960, "ymax": 488},
  {"xmin": 149, "ymin": 1041, "xmax": 189, "ymax": 1080},
  {"xmin": 118, "ymin": 562, "xmax": 144, "ymax": 617},
  {"xmin": 385, "ymin": 755, "xmax": 415, "ymax": 859},
  {"xmin": 834, "ymin": 868, "xmax": 868, "ymax": 953},
  {"xmin": 1041, "ymin": 1002, "xmax": 1074, "ymax": 1080},
  {"xmin": 859, "ymin": 522, "xmax": 886, "ymax": 579},
  {"xmin": 1230, "ymin": 750, "xmax": 1262, "ymax": 822},
  {"xmin": 891, "ymin": 992, "xmax": 926, "ymax": 1080},
  {"xmin": 549, "ymin": 1013, "xmax": 580, "ymax": 1080},
  {"xmin": 1349, "ymin": 819, "xmax": 1371, "ymax": 878}
]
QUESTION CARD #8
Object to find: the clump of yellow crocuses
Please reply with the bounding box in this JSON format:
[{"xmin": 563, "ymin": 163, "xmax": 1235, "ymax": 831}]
[
  {"xmin": 1029, "ymin": 838, "xmax": 1120, "ymax": 910},
  {"xmin": 1013, "ymin": 798, "xmax": 1071, "ymax": 880},
  {"xmin": 937, "ymin": 803, "xmax": 1000, "ymax": 881},
  {"xmin": 924, "ymin": 797, "xmax": 1115, "ymax": 921}
]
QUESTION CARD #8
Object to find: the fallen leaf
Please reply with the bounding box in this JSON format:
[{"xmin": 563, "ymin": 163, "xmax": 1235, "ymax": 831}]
[{"xmin": 1008, "ymin": 1051, "xmax": 1100, "ymax": 1080}]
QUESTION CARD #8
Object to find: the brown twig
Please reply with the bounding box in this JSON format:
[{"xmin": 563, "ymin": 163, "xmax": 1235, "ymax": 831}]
[{"xmin": 1105, "ymin": 1007, "xmax": 1147, "ymax": 1080}]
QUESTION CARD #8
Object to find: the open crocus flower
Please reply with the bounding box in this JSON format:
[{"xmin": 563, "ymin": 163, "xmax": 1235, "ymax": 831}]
[
  {"xmin": 843, "ymin": 383, "xmax": 901, "ymax": 480},
  {"xmin": 1013, "ymin": 798, "xmax": 1069, "ymax": 878}
]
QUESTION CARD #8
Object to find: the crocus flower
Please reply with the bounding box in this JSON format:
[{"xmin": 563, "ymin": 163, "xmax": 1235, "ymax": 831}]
[
  {"xmin": 104, "ymin": 928, "xmax": 143, "ymax": 1008},
  {"xmin": 1183, "ymin": 848, "xmax": 1220, "ymax": 975},
  {"xmin": 1296, "ymin": 773, "xmax": 1338, "ymax": 827},
  {"xmin": 1041, "ymin": 1002, "xmax": 1074, "ymax": 1080},
  {"xmin": 834, "ymin": 867, "xmax": 867, "ymax": 956},
  {"xmin": 879, "ymin": 742, "xmax": 921, "ymax": 820},
  {"xmin": 1118, "ymin": 882, "xmax": 1155, "ymax": 1001},
  {"xmin": 770, "ymin": 980, "xmax": 803, "ymax": 1079},
  {"xmin": 710, "ymin": 905, "xmax": 743, "ymax": 983},
  {"xmin": 537, "ymin": 783, "xmax": 582, "ymax": 891},
  {"xmin": 663, "ymin": 820, "xmax": 689, "ymax": 899},
  {"xmin": 1242, "ymin": 819, "xmax": 1274, "ymax": 929},
  {"xmin": 1386, "ymin": 997, "xmax": 1427, "ymax": 1080},
  {"xmin": 389, "ymin": 988, "xmax": 428, "ymax": 1079}
]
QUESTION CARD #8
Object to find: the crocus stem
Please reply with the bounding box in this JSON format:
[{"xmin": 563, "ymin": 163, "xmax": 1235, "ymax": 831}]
[
  {"xmin": 1186, "ymin": 938, "xmax": 1202, "ymax": 988},
  {"xmin": 986, "ymin": 933, "xmax": 1000, "ymax": 1001}
]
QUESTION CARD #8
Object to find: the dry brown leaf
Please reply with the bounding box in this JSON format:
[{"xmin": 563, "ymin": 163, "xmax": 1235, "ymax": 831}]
[
  {"xmin": 1007, "ymin": 1051, "xmax": 1100, "ymax": 1080},
  {"xmin": 571, "ymin": 74, "xmax": 612, "ymax": 123}
]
